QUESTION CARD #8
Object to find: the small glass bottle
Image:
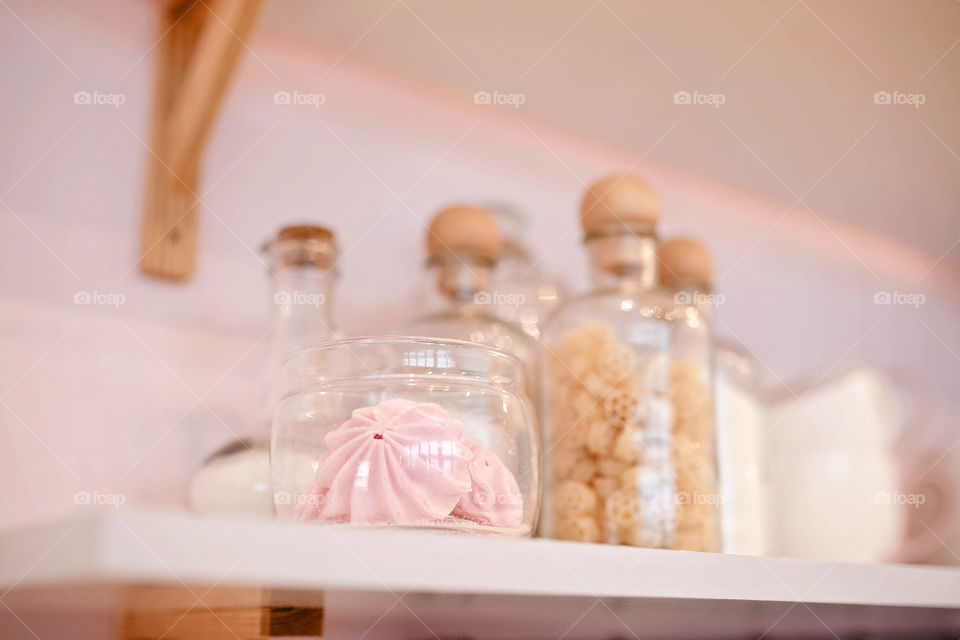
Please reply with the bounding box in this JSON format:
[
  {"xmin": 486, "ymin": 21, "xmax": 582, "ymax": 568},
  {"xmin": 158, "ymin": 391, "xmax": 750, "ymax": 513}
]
[
  {"xmin": 188, "ymin": 225, "xmax": 339, "ymax": 516},
  {"xmin": 484, "ymin": 202, "xmax": 565, "ymax": 340},
  {"xmin": 540, "ymin": 174, "xmax": 719, "ymax": 551},
  {"xmin": 398, "ymin": 205, "xmax": 536, "ymax": 379},
  {"xmin": 659, "ymin": 238, "xmax": 765, "ymax": 555}
]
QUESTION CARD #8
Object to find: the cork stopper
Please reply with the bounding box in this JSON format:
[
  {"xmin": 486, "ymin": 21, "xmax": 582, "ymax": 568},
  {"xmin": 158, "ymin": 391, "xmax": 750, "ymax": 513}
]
[
  {"xmin": 427, "ymin": 205, "xmax": 502, "ymax": 263},
  {"xmin": 277, "ymin": 225, "xmax": 334, "ymax": 243},
  {"xmin": 580, "ymin": 174, "xmax": 660, "ymax": 237},
  {"xmin": 658, "ymin": 237, "xmax": 712, "ymax": 291},
  {"xmin": 269, "ymin": 224, "xmax": 337, "ymax": 269}
]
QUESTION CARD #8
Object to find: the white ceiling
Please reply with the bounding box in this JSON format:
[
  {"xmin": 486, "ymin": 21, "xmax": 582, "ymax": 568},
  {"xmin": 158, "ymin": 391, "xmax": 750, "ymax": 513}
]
[{"xmin": 258, "ymin": 0, "xmax": 960, "ymax": 269}]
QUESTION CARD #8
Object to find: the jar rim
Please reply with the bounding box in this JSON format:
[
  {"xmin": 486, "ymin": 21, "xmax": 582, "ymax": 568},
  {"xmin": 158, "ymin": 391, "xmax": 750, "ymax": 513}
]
[
  {"xmin": 285, "ymin": 334, "xmax": 519, "ymax": 360},
  {"xmin": 282, "ymin": 335, "xmax": 528, "ymax": 394}
]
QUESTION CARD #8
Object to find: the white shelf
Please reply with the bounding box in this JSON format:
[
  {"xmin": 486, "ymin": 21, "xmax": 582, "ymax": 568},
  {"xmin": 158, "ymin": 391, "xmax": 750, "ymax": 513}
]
[{"xmin": 2, "ymin": 509, "xmax": 960, "ymax": 639}]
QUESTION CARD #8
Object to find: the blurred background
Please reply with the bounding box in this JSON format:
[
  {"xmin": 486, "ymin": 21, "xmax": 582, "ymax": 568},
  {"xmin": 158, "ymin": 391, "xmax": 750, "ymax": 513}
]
[{"xmin": 1, "ymin": 0, "xmax": 958, "ymax": 561}]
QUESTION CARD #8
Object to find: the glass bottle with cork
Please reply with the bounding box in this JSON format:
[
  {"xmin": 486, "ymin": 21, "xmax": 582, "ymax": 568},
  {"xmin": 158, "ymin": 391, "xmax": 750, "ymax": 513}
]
[
  {"xmin": 539, "ymin": 174, "xmax": 719, "ymax": 551},
  {"xmin": 188, "ymin": 224, "xmax": 339, "ymax": 516},
  {"xmin": 659, "ymin": 237, "xmax": 766, "ymax": 555},
  {"xmin": 398, "ymin": 205, "xmax": 536, "ymax": 380}
]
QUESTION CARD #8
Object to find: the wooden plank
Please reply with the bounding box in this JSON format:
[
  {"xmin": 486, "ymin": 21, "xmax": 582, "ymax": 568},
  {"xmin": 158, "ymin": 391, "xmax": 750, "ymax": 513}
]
[
  {"xmin": 139, "ymin": 1, "xmax": 206, "ymax": 280},
  {"xmin": 165, "ymin": 0, "xmax": 264, "ymax": 180},
  {"xmin": 264, "ymin": 606, "xmax": 325, "ymax": 637},
  {"xmin": 120, "ymin": 585, "xmax": 324, "ymax": 639},
  {"xmin": 139, "ymin": 0, "xmax": 262, "ymax": 281}
]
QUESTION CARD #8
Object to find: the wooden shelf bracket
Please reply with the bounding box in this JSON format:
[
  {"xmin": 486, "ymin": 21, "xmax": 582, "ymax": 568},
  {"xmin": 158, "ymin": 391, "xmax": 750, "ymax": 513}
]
[{"xmin": 139, "ymin": 0, "xmax": 263, "ymax": 281}]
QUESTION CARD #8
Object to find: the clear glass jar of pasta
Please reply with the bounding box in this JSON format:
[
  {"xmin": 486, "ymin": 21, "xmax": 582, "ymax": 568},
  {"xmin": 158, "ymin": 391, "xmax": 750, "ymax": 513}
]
[
  {"xmin": 660, "ymin": 237, "xmax": 765, "ymax": 555},
  {"xmin": 540, "ymin": 174, "xmax": 719, "ymax": 551}
]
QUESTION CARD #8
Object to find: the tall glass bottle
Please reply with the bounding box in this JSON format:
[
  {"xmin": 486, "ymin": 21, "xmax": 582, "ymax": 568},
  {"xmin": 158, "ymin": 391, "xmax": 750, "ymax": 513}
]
[
  {"xmin": 484, "ymin": 202, "xmax": 565, "ymax": 340},
  {"xmin": 398, "ymin": 205, "xmax": 536, "ymax": 379},
  {"xmin": 188, "ymin": 225, "xmax": 339, "ymax": 516},
  {"xmin": 659, "ymin": 238, "xmax": 765, "ymax": 555},
  {"xmin": 540, "ymin": 174, "xmax": 719, "ymax": 551}
]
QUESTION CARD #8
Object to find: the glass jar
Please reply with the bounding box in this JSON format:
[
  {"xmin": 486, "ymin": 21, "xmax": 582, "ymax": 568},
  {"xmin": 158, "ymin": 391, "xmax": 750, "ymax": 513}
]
[
  {"xmin": 484, "ymin": 202, "xmax": 566, "ymax": 340},
  {"xmin": 540, "ymin": 175, "xmax": 719, "ymax": 551},
  {"xmin": 272, "ymin": 337, "xmax": 540, "ymax": 536},
  {"xmin": 188, "ymin": 225, "xmax": 339, "ymax": 516},
  {"xmin": 399, "ymin": 205, "xmax": 537, "ymax": 385},
  {"xmin": 659, "ymin": 237, "xmax": 765, "ymax": 555}
]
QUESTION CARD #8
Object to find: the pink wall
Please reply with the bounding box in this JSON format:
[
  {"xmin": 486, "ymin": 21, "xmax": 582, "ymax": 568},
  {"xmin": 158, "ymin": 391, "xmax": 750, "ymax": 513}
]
[{"xmin": 0, "ymin": 0, "xmax": 958, "ymax": 534}]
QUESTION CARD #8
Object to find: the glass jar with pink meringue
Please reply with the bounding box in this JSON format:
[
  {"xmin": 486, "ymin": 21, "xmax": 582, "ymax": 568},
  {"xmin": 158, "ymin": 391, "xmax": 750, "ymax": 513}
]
[{"xmin": 271, "ymin": 337, "xmax": 540, "ymax": 536}]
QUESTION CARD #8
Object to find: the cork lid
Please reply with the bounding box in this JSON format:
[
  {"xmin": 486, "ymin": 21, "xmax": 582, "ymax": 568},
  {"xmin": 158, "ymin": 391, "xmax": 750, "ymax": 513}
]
[
  {"xmin": 580, "ymin": 173, "xmax": 660, "ymax": 236},
  {"xmin": 269, "ymin": 224, "xmax": 337, "ymax": 268},
  {"xmin": 277, "ymin": 224, "xmax": 334, "ymax": 243},
  {"xmin": 426, "ymin": 205, "xmax": 502, "ymax": 262},
  {"xmin": 658, "ymin": 237, "xmax": 712, "ymax": 290}
]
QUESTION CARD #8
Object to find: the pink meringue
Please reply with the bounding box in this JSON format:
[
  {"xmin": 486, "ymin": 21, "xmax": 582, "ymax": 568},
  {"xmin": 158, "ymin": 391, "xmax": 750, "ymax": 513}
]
[
  {"xmin": 300, "ymin": 399, "xmax": 472, "ymax": 525},
  {"xmin": 452, "ymin": 438, "xmax": 524, "ymax": 528}
]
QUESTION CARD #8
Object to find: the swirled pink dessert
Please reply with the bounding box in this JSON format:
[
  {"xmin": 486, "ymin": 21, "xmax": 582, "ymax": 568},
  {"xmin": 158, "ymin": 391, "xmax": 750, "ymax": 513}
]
[
  {"xmin": 297, "ymin": 399, "xmax": 472, "ymax": 525},
  {"xmin": 452, "ymin": 438, "xmax": 524, "ymax": 527}
]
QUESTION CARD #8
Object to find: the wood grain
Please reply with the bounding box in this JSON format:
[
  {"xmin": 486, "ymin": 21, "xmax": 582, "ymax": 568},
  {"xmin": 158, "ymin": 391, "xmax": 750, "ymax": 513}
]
[
  {"xmin": 165, "ymin": 0, "xmax": 264, "ymax": 179},
  {"xmin": 139, "ymin": 0, "xmax": 262, "ymax": 281},
  {"xmin": 120, "ymin": 584, "xmax": 324, "ymax": 639}
]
